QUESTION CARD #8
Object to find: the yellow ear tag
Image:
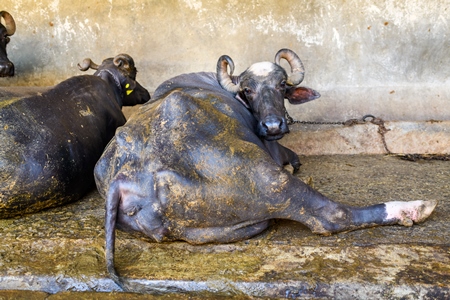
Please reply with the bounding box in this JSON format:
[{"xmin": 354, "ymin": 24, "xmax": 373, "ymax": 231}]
[
  {"xmin": 126, "ymin": 89, "xmax": 133, "ymax": 95},
  {"xmin": 125, "ymin": 83, "xmax": 130, "ymax": 89}
]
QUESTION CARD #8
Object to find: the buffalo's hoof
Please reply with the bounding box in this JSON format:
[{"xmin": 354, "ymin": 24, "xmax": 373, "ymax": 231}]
[{"xmin": 292, "ymin": 162, "xmax": 301, "ymax": 174}]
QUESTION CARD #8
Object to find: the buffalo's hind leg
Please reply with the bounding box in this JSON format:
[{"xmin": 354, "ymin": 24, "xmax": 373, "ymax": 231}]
[
  {"xmin": 303, "ymin": 197, "xmax": 437, "ymax": 235},
  {"xmin": 311, "ymin": 199, "xmax": 437, "ymax": 235},
  {"xmin": 272, "ymin": 178, "xmax": 438, "ymax": 235},
  {"xmin": 182, "ymin": 220, "xmax": 271, "ymax": 244}
]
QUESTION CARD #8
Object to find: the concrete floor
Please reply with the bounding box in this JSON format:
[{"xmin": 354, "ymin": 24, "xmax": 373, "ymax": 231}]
[{"xmin": 0, "ymin": 155, "xmax": 449, "ymax": 299}]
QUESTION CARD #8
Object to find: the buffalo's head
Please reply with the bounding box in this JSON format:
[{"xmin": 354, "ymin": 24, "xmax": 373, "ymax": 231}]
[
  {"xmin": 0, "ymin": 11, "xmax": 16, "ymax": 77},
  {"xmin": 78, "ymin": 54, "xmax": 150, "ymax": 106},
  {"xmin": 217, "ymin": 48, "xmax": 320, "ymax": 141}
]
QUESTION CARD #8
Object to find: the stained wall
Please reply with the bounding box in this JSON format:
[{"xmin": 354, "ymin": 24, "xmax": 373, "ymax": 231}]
[{"xmin": 1, "ymin": 0, "xmax": 449, "ymax": 121}]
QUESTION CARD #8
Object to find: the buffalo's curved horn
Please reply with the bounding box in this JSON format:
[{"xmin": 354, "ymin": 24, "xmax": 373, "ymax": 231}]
[
  {"xmin": 113, "ymin": 54, "xmax": 134, "ymax": 70},
  {"xmin": 217, "ymin": 55, "xmax": 240, "ymax": 94},
  {"xmin": 77, "ymin": 58, "xmax": 99, "ymax": 71},
  {"xmin": 274, "ymin": 48, "xmax": 305, "ymax": 86},
  {"xmin": 0, "ymin": 11, "xmax": 16, "ymax": 36}
]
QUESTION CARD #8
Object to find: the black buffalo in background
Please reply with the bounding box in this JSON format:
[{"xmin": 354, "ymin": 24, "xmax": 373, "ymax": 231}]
[
  {"xmin": 0, "ymin": 11, "xmax": 15, "ymax": 77},
  {"xmin": 0, "ymin": 54, "xmax": 150, "ymax": 218}
]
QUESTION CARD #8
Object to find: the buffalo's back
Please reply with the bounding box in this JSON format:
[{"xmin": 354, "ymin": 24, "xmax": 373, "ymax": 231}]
[
  {"xmin": 0, "ymin": 75, "xmax": 125, "ymax": 217},
  {"xmin": 95, "ymin": 73, "xmax": 292, "ymax": 230}
]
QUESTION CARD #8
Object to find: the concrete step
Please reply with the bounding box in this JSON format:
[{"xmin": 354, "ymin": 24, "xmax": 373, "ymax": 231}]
[{"xmin": 280, "ymin": 120, "xmax": 450, "ymax": 155}]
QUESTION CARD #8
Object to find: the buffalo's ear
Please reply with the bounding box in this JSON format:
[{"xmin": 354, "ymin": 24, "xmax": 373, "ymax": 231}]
[
  {"xmin": 121, "ymin": 77, "xmax": 137, "ymax": 96},
  {"xmin": 285, "ymin": 86, "xmax": 321, "ymax": 104},
  {"xmin": 235, "ymin": 92, "xmax": 250, "ymax": 109}
]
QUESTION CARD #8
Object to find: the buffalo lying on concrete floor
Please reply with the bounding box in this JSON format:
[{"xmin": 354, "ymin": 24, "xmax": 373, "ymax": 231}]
[
  {"xmin": 94, "ymin": 49, "xmax": 437, "ymax": 289},
  {"xmin": 0, "ymin": 11, "xmax": 16, "ymax": 77},
  {"xmin": 0, "ymin": 54, "xmax": 150, "ymax": 218}
]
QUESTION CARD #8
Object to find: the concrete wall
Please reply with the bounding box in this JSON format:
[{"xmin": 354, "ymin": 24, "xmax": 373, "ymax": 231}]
[{"xmin": 1, "ymin": 0, "xmax": 449, "ymax": 122}]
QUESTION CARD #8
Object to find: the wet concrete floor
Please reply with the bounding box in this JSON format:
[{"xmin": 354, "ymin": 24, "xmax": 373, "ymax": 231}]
[{"xmin": 0, "ymin": 155, "xmax": 449, "ymax": 299}]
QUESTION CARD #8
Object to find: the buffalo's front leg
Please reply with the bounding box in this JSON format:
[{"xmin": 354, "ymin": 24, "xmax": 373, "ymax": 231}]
[{"xmin": 263, "ymin": 140, "xmax": 301, "ymax": 173}]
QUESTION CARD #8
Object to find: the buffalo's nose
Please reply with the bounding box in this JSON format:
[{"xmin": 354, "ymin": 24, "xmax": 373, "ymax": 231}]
[
  {"xmin": 0, "ymin": 61, "xmax": 14, "ymax": 77},
  {"xmin": 261, "ymin": 116, "xmax": 288, "ymax": 136}
]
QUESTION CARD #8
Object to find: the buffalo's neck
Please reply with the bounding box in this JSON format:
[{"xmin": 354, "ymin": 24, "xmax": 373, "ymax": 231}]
[
  {"xmin": 96, "ymin": 70, "xmax": 123, "ymax": 108},
  {"xmin": 0, "ymin": 42, "xmax": 8, "ymax": 60}
]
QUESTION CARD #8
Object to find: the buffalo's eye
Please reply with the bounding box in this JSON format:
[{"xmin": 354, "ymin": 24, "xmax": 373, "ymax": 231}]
[
  {"xmin": 279, "ymin": 80, "xmax": 287, "ymax": 90},
  {"xmin": 243, "ymin": 87, "xmax": 252, "ymax": 94}
]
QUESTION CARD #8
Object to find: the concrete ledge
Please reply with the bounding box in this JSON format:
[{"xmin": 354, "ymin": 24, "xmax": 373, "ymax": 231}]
[
  {"xmin": 1, "ymin": 235, "xmax": 449, "ymax": 299},
  {"xmin": 280, "ymin": 120, "xmax": 450, "ymax": 155}
]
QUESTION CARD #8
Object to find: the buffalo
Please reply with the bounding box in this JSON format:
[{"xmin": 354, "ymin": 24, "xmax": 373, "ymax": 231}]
[
  {"xmin": 0, "ymin": 11, "xmax": 15, "ymax": 77},
  {"xmin": 93, "ymin": 49, "xmax": 437, "ymax": 289},
  {"xmin": 0, "ymin": 54, "xmax": 150, "ymax": 218}
]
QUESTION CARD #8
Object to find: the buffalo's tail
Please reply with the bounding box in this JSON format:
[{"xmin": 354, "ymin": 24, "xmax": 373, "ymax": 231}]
[{"xmin": 105, "ymin": 180, "xmax": 127, "ymax": 291}]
